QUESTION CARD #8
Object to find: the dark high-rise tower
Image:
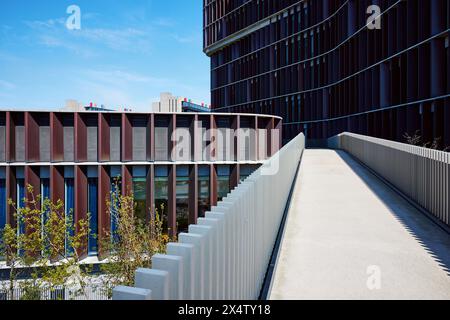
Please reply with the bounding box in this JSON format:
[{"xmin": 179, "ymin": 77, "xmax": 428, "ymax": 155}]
[{"xmin": 204, "ymin": 0, "xmax": 450, "ymax": 147}]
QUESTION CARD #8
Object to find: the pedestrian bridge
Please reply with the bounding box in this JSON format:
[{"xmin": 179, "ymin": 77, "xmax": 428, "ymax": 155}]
[
  {"xmin": 268, "ymin": 149, "xmax": 450, "ymax": 300},
  {"xmin": 113, "ymin": 133, "xmax": 450, "ymax": 300}
]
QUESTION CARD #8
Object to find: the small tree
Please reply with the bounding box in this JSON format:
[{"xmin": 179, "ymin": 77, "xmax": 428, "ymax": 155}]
[
  {"xmin": 0, "ymin": 185, "xmax": 90, "ymax": 300},
  {"xmin": 404, "ymin": 131, "xmax": 450, "ymax": 152},
  {"xmin": 99, "ymin": 181, "xmax": 172, "ymax": 298},
  {"xmin": 403, "ymin": 130, "xmax": 422, "ymax": 146}
]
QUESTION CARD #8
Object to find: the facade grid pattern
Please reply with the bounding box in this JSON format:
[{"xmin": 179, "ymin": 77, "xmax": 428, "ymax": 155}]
[
  {"xmin": 204, "ymin": 0, "xmax": 450, "ymax": 147},
  {"xmin": 0, "ymin": 111, "xmax": 281, "ymax": 258}
]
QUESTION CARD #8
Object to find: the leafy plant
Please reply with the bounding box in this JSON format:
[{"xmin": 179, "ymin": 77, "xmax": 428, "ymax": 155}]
[
  {"xmin": 99, "ymin": 181, "xmax": 173, "ymax": 298},
  {"xmin": 403, "ymin": 130, "xmax": 422, "ymax": 146},
  {"xmin": 0, "ymin": 185, "xmax": 91, "ymax": 300},
  {"xmin": 403, "ymin": 131, "xmax": 449, "ymax": 151}
]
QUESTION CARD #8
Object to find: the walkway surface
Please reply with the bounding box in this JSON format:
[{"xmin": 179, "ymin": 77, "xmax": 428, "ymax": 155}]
[{"xmin": 268, "ymin": 149, "xmax": 450, "ymax": 300}]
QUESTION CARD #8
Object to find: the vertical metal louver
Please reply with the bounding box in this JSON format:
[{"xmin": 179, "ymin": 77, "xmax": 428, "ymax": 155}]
[
  {"xmin": 39, "ymin": 126, "xmax": 51, "ymax": 161},
  {"xmin": 109, "ymin": 116, "xmax": 121, "ymax": 161},
  {"xmin": 0, "ymin": 126, "xmax": 5, "ymax": 162},
  {"xmin": 131, "ymin": 116, "xmax": 147, "ymax": 161},
  {"xmin": 198, "ymin": 118, "xmax": 210, "ymax": 161},
  {"xmin": 216, "ymin": 117, "xmax": 233, "ymax": 161},
  {"xmin": 15, "ymin": 126, "xmax": 25, "ymax": 162},
  {"xmin": 258, "ymin": 129, "xmax": 267, "ymax": 159},
  {"xmin": 175, "ymin": 117, "xmax": 191, "ymax": 161},
  {"xmin": 239, "ymin": 128, "xmax": 251, "ymax": 161},
  {"xmin": 110, "ymin": 127, "xmax": 121, "ymax": 161},
  {"xmin": 62, "ymin": 116, "xmax": 74, "ymax": 162},
  {"xmin": 63, "ymin": 127, "xmax": 74, "ymax": 162},
  {"xmin": 155, "ymin": 117, "xmax": 169, "ymax": 161},
  {"xmin": 0, "ymin": 114, "xmax": 5, "ymax": 162},
  {"xmin": 132, "ymin": 127, "xmax": 146, "ymax": 161},
  {"xmin": 84, "ymin": 116, "xmax": 98, "ymax": 162},
  {"xmin": 87, "ymin": 126, "xmax": 98, "ymax": 162},
  {"xmin": 86, "ymin": 127, "xmax": 98, "ymax": 162},
  {"xmin": 200, "ymin": 126, "xmax": 208, "ymax": 161},
  {"xmin": 154, "ymin": 127, "xmax": 169, "ymax": 161}
]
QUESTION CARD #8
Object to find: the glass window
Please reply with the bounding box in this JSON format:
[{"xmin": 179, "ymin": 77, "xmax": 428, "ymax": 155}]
[
  {"xmin": 40, "ymin": 166, "xmax": 50, "ymax": 221},
  {"xmin": 132, "ymin": 166, "xmax": 147, "ymax": 223},
  {"xmin": 155, "ymin": 166, "xmax": 168, "ymax": 233},
  {"xmin": 176, "ymin": 166, "xmax": 189, "ymax": 234},
  {"xmin": 16, "ymin": 168, "xmax": 25, "ymax": 236},
  {"xmin": 240, "ymin": 165, "xmax": 258, "ymax": 182},
  {"xmin": 40, "ymin": 177, "xmax": 50, "ymax": 228},
  {"xmin": 64, "ymin": 166, "xmax": 74, "ymax": 256},
  {"xmin": 110, "ymin": 166, "xmax": 121, "ymax": 243},
  {"xmin": 198, "ymin": 166, "xmax": 210, "ymax": 219},
  {"xmin": 0, "ymin": 176, "xmax": 4, "ymax": 261},
  {"xmin": 15, "ymin": 176, "xmax": 25, "ymax": 256},
  {"xmin": 88, "ymin": 178, "xmax": 98, "ymax": 255},
  {"xmin": 0, "ymin": 168, "xmax": 6, "ymax": 231},
  {"xmin": 133, "ymin": 177, "xmax": 147, "ymax": 222},
  {"xmin": 217, "ymin": 165, "xmax": 230, "ymax": 202}
]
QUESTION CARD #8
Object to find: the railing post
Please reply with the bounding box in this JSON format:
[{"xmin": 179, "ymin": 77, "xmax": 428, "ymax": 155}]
[
  {"xmin": 167, "ymin": 243, "xmax": 195, "ymax": 300},
  {"xmin": 205, "ymin": 212, "xmax": 226, "ymax": 298},
  {"xmin": 178, "ymin": 232, "xmax": 205, "ymax": 299},
  {"xmin": 134, "ymin": 268, "xmax": 169, "ymax": 300},
  {"xmin": 212, "ymin": 200, "xmax": 235, "ymax": 298},
  {"xmin": 112, "ymin": 286, "xmax": 152, "ymax": 300},
  {"xmin": 151, "ymin": 254, "xmax": 184, "ymax": 300},
  {"xmin": 188, "ymin": 225, "xmax": 213, "ymax": 299},
  {"xmin": 198, "ymin": 216, "xmax": 222, "ymax": 299}
]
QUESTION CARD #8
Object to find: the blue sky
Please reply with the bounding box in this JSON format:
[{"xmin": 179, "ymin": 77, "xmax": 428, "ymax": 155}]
[{"xmin": 0, "ymin": 0, "xmax": 210, "ymax": 111}]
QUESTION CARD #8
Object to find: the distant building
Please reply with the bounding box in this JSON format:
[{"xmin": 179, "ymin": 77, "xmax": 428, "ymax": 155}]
[
  {"xmin": 152, "ymin": 92, "xmax": 183, "ymax": 113},
  {"xmin": 152, "ymin": 93, "xmax": 211, "ymax": 113},
  {"xmin": 84, "ymin": 103, "xmax": 115, "ymax": 112},
  {"xmin": 63, "ymin": 100, "xmax": 116, "ymax": 112},
  {"xmin": 181, "ymin": 99, "xmax": 211, "ymax": 113},
  {"xmin": 63, "ymin": 100, "xmax": 84, "ymax": 112}
]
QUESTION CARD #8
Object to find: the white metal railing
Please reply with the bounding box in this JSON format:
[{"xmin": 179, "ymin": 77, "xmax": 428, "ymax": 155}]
[
  {"xmin": 329, "ymin": 132, "xmax": 450, "ymax": 227},
  {"xmin": 0, "ymin": 285, "xmax": 109, "ymax": 300},
  {"xmin": 112, "ymin": 133, "xmax": 305, "ymax": 300}
]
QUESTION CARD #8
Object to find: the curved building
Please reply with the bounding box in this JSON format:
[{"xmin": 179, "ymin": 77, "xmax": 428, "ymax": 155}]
[
  {"xmin": 0, "ymin": 111, "xmax": 281, "ymax": 257},
  {"xmin": 204, "ymin": 0, "xmax": 449, "ymax": 147}
]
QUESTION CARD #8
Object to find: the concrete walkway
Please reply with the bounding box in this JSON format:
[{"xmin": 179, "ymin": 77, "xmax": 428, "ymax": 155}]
[{"xmin": 269, "ymin": 149, "xmax": 450, "ymax": 300}]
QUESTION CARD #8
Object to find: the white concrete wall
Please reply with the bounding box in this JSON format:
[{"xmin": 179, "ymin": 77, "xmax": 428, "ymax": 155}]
[
  {"xmin": 113, "ymin": 133, "xmax": 306, "ymax": 300},
  {"xmin": 330, "ymin": 132, "xmax": 450, "ymax": 227}
]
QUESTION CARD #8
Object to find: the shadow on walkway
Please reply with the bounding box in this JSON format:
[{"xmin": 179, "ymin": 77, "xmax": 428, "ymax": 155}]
[{"xmin": 336, "ymin": 150, "xmax": 450, "ymax": 277}]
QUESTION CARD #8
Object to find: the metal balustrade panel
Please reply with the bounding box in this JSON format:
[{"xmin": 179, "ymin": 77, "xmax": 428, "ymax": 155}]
[{"xmin": 113, "ymin": 133, "xmax": 305, "ymax": 300}]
